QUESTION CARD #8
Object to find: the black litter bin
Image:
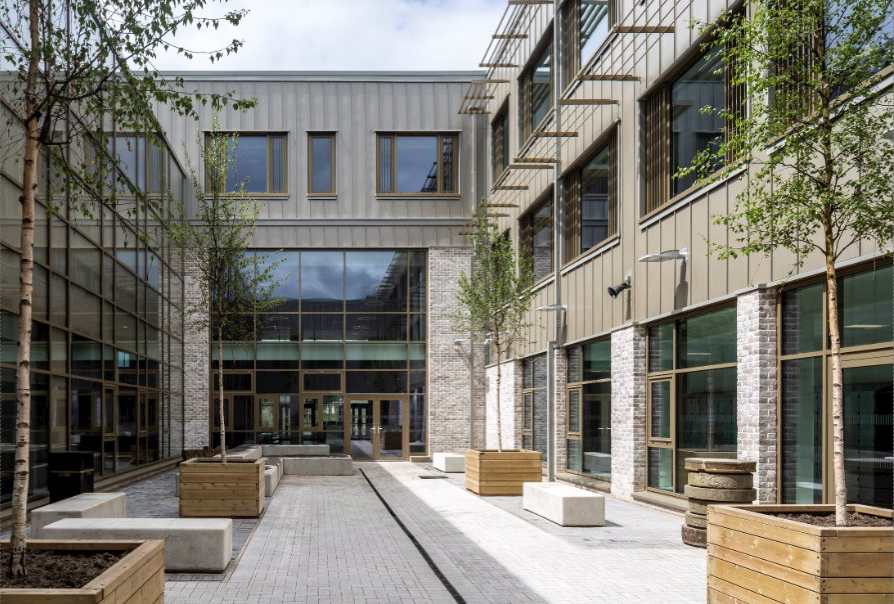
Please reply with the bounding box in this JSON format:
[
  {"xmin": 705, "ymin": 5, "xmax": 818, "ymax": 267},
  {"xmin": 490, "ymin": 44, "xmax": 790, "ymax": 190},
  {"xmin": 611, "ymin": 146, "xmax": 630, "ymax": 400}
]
[{"xmin": 48, "ymin": 451, "xmax": 99, "ymax": 502}]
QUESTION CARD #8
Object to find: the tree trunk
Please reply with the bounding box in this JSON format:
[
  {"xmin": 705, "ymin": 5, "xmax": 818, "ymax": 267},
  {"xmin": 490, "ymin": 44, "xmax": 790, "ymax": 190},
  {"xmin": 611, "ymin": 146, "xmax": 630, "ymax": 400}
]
[
  {"xmin": 8, "ymin": 0, "xmax": 41, "ymax": 578},
  {"xmin": 218, "ymin": 328, "xmax": 227, "ymax": 463},
  {"xmin": 824, "ymin": 227, "xmax": 847, "ymax": 526},
  {"xmin": 494, "ymin": 338, "xmax": 503, "ymax": 452}
]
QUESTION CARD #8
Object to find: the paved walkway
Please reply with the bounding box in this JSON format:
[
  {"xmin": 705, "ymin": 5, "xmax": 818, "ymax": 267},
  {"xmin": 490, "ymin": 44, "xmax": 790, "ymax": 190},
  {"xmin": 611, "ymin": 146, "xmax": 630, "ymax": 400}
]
[{"xmin": 164, "ymin": 462, "xmax": 706, "ymax": 604}]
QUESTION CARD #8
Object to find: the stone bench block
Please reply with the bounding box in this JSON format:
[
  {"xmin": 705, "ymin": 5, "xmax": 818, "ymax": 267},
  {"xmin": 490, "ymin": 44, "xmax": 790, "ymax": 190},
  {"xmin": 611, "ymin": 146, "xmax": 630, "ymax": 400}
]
[
  {"xmin": 32, "ymin": 492, "xmax": 126, "ymax": 538},
  {"xmin": 262, "ymin": 444, "xmax": 330, "ymax": 457},
  {"xmin": 523, "ymin": 482, "xmax": 605, "ymax": 527},
  {"xmin": 214, "ymin": 446, "xmax": 262, "ymax": 461},
  {"xmin": 684, "ymin": 458, "xmax": 756, "ymax": 474},
  {"xmin": 265, "ymin": 465, "xmax": 280, "ymax": 495},
  {"xmin": 432, "ymin": 453, "xmax": 465, "ymax": 473},
  {"xmin": 281, "ymin": 455, "xmax": 353, "ymax": 476},
  {"xmin": 42, "ymin": 517, "xmax": 232, "ymax": 573}
]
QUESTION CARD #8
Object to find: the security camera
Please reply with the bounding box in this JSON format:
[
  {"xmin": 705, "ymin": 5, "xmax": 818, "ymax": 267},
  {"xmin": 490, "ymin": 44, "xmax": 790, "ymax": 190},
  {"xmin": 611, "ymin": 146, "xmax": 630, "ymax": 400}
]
[{"xmin": 607, "ymin": 275, "xmax": 632, "ymax": 299}]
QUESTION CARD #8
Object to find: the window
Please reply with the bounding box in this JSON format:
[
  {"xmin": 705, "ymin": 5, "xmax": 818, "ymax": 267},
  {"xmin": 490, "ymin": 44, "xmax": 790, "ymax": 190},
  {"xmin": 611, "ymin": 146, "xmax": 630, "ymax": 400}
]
[
  {"xmin": 102, "ymin": 135, "xmax": 167, "ymax": 194},
  {"xmin": 566, "ymin": 340, "xmax": 611, "ymax": 481},
  {"xmin": 520, "ymin": 36, "xmax": 553, "ymax": 141},
  {"xmin": 205, "ymin": 133, "xmax": 286, "ymax": 194},
  {"xmin": 561, "ymin": 0, "xmax": 615, "ymax": 88},
  {"xmin": 780, "ymin": 264, "xmax": 892, "ymax": 507},
  {"xmin": 642, "ymin": 41, "xmax": 744, "ymax": 214},
  {"xmin": 308, "ymin": 133, "xmax": 335, "ymax": 195},
  {"xmin": 646, "ymin": 306, "xmax": 737, "ymax": 495},
  {"xmin": 522, "ymin": 354, "xmax": 547, "ymax": 463},
  {"xmin": 377, "ymin": 134, "xmax": 457, "ymax": 194},
  {"xmin": 520, "ymin": 197, "xmax": 553, "ymax": 282},
  {"xmin": 564, "ymin": 131, "xmax": 617, "ymax": 261},
  {"xmin": 491, "ymin": 103, "xmax": 510, "ymax": 182}
]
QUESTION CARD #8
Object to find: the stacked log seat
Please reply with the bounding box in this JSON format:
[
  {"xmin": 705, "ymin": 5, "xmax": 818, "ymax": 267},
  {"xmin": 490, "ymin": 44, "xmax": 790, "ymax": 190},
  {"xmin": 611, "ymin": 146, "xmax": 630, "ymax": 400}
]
[
  {"xmin": 465, "ymin": 450, "xmax": 542, "ymax": 496},
  {"xmin": 682, "ymin": 458, "xmax": 756, "ymax": 548},
  {"xmin": 179, "ymin": 458, "xmax": 265, "ymax": 518}
]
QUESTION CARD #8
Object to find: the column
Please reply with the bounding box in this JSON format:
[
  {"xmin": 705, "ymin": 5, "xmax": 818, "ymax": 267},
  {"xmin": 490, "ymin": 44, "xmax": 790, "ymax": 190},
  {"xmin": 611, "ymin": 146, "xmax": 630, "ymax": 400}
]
[{"xmin": 610, "ymin": 325, "xmax": 647, "ymax": 499}]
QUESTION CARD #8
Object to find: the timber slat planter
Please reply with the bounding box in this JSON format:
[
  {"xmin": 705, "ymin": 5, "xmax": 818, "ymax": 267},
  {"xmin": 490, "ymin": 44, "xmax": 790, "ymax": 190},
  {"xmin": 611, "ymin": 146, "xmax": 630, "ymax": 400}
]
[
  {"xmin": 465, "ymin": 449, "xmax": 542, "ymax": 496},
  {"xmin": 0, "ymin": 540, "xmax": 164, "ymax": 604},
  {"xmin": 179, "ymin": 458, "xmax": 265, "ymax": 518},
  {"xmin": 707, "ymin": 504, "xmax": 893, "ymax": 604}
]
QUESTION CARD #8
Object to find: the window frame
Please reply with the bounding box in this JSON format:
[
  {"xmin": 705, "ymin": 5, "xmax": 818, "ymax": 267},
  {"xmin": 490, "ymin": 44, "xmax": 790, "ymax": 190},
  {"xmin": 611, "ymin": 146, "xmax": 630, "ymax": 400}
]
[
  {"xmin": 375, "ymin": 132, "xmax": 459, "ymax": 196},
  {"xmin": 565, "ymin": 338, "xmax": 612, "ymax": 481},
  {"xmin": 203, "ymin": 132, "xmax": 288, "ymax": 195},
  {"xmin": 491, "ymin": 101, "xmax": 510, "ymax": 184},
  {"xmin": 560, "ymin": 0, "xmax": 617, "ymax": 91},
  {"xmin": 640, "ymin": 22, "xmax": 744, "ymax": 218},
  {"xmin": 519, "ymin": 190, "xmax": 555, "ymax": 284},
  {"xmin": 519, "ymin": 30, "xmax": 554, "ymax": 144},
  {"xmin": 563, "ymin": 128, "xmax": 618, "ymax": 264},
  {"xmin": 307, "ymin": 132, "xmax": 337, "ymax": 196}
]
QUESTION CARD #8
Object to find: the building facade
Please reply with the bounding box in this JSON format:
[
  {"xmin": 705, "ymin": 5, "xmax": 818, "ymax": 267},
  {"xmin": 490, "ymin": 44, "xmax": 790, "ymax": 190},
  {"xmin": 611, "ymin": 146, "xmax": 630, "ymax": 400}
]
[{"xmin": 469, "ymin": 0, "xmax": 892, "ymax": 510}]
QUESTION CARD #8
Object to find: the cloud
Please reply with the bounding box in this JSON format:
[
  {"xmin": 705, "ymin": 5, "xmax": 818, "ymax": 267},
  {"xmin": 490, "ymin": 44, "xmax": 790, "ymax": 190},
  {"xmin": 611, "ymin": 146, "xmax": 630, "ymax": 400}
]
[{"xmin": 152, "ymin": 0, "xmax": 506, "ymax": 71}]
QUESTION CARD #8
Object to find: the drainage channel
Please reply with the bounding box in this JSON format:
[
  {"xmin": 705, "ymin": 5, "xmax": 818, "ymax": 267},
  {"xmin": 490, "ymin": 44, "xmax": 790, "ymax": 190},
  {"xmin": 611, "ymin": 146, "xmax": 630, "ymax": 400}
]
[{"xmin": 358, "ymin": 468, "xmax": 468, "ymax": 604}]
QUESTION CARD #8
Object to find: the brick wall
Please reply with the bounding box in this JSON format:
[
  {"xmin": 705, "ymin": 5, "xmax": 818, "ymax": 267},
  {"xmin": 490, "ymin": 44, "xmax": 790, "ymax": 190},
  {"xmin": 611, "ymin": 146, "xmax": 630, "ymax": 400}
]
[
  {"xmin": 183, "ymin": 258, "xmax": 210, "ymax": 449},
  {"xmin": 737, "ymin": 287, "xmax": 778, "ymax": 503},
  {"xmin": 610, "ymin": 325, "xmax": 647, "ymax": 499},
  {"xmin": 553, "ymin": 346, "xmax": 567, "ymax": 472},
  {"xmin": 428, "ymin": 247, "xmax": 476, "ymax": 454}
]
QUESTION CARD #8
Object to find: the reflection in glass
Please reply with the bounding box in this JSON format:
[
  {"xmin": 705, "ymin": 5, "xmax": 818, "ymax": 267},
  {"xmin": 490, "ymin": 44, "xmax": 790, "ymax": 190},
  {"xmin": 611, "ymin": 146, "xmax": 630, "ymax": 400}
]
[
  {"xmin": 580, "ymin": 145, "xmax": 611, "ymax": 252},
  {"xmin": 256, "ymin": 342, "xmax": 300, "ymax": 369},
  {"xmin": 568, "ymin": 389, "xmax": 581, "ymax": 433},
  {"xmin": 649, "ymin": 447, "xmax": 673, "ymax": 491},
  {"xmin": 409, "ymin": 395, "xmax": 426, "ymax": 454},
  {"xmin": 345, "ymin": 251, "xmax": 408, "ymax": 312},
  {"xmin": 226, "ymin": 135, "xmax": 268, "ymax": 193},
  {"xmin": 301, "ymin": 343, "xmax": 343, "ymax": 369},
  {"xmin": 671, "ymin": 49, "xmax": 725, "ymax": 195},
  {"xmin": 840, "ymin": 264, "xmax": 892, "ymax": 348},
  {"xmin": 529, "ymin": 45, "xmax": 552, "ymax": 132},
  {"xmin": 345, "ymin": 314, "xmax": 407, "ymax": 341},
  {"xmin": 843, "ymin": 364, "xmax": 893, "ymax": 508},
  {"xmin": 303, "ymin": 373, "xmax": 341, "ymax": 392},
  {"xmin": 675, "ymin": 368, "xmax": 737, "ymax": 493},
  {"xmin": 261, "ymin": 251, "xmax": 300, "ymax": 311},
  {"xmin": 301, "ymin": 315, "xmax": 343, "ymax": 341},
  {"xmin": 301, "ymin": 252, "xmax": 343, "ymax": 312},
  {"xmin": 349, "ymin": 399, "xmax": 373, "ymax": 459},
  {"xmin": 579, "ymin": 1, "xmax": 611, "ymax": 68},
  {"xmin": 346, "ymin": 343, "xmax": 407, "ymax": 369},
  {"xmin": 255, "ymin": 371, "xmax": 300, "ymax": 393},
  {"xmin": 409, "ymin": 251, "xmax": 426, "ymax": 312},
  {"xmin": 311, "ymin": 135, "xmax": 333, "ymax": 193},
  {"xmin": 781, "ymin": 358, "xmax": 823, "ymax": 503},
  {"xmin": 583, "ymin": 340, "xmax": 610, "ymax": 381},
  {"xmin": 531, "ymin": 201, "xmax": 552, "ymax": 282},
  {"xmin": 677, "ymin": 306, "xmax": 736, "ymax": 368},
  {"xmin": 323, "ymin": 395, "xmax": 344, "ymax": 430},
  {"xmin": 379, "ymin": 399, "xmax": 404, "ymax": 458},
  {"xmin": 782, "ymin": 283, "xmax": 824, "ymax": 354},
  {"xmin": 257, "ymin": 314, "xmax": 300, "ymax": 342},
  {"xmin": 346, "ymin": 372, "xmax": 407, "ymax": 394},
  {"xmin": 396, "ymin": 136, "xmax": 438, "ymax": 193},
  {"xmin": 650, "ymin": 381, "xmax": 671, "ymax": 439}
]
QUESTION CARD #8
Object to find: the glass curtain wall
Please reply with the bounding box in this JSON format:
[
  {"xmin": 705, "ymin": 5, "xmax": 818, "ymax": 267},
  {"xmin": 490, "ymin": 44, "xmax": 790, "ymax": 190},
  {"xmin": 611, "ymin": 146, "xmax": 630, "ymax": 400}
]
[
  {"xmin": 566, "ymin": 339, "xmax": 611, "ymax": 481},
  {"xmin": 522, "ymin": 354, "xmax": 548, "ymax": 463},
  {"xmin": 0, "ymin": 128, "xmax": 187, "ymax": 503},
  {"xmin": 646, "ymin": 306, "xmax": 737, "ymax": 494},
  {"xmin": 212, "ymin": 250, "xmax": 427, "ymax": 456},
  {"xmin": 780, "ymin": 264, "xmax": 893, "ymax": 507}
]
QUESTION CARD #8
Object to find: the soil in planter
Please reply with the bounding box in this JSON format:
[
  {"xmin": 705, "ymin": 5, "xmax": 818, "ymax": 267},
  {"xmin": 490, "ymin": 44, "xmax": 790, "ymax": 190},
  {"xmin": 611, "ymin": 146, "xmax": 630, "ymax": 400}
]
[
  {"xmin": 0, "ymin": 549, "xmax": 125, "ymax": 589},
  {"xmin": 772, "ymin": 511, "xmax": 893, "ymax": 528}
]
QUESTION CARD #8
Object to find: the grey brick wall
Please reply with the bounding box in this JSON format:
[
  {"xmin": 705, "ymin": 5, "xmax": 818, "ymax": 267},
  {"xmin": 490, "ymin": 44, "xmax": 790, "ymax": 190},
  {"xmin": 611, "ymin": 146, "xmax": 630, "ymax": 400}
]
[
  {"xmin": 485, "ymin": 360, "xmax": 522, "ymax": 449},
  {"xmin": 428, "ymin": 247, "xmax": 476, "ymax": 454},
  {"xmin": 183, "ymin": 258, "xmax": 210, "ymax": 450},
  {"xmin": 553, "ymin": 346, "xmax": 567, "ymax": 471},
  {"xmin": 737, "ymin": 287, "xmax": 778, "ymax": 503},
  {"xmin": 610, "ymin": 325, "xmax": 647, "ymax": 499}
]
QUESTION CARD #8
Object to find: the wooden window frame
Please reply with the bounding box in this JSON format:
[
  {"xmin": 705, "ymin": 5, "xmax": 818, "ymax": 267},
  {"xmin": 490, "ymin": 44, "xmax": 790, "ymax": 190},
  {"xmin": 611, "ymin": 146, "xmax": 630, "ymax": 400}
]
[
  {"xmin": 563, "ymin": 129, "xmax": 618, "ymax": 264},
  {"xmin": 491, "ymin": 102, "xmax": 510, "ymax": 184},
  {"xmin": 561, "ymin": 0, "xmax": 617, "ymax": 90},
  {"xmin": 519, "ymin": 31, "xmax": 554, "ymax": 144},
  {"xmin": 565, "ymin": 339, "xmax": 612, "ymax": 479},
  {"xmin": 376, "ymin": 133, "xmax": 459, "ymax": 196},
  {"xmin": 519, "ymin": 191, "xmax": 554, "ymax": 284},
  {"xmin": 307, "ymin": 132, "xmax": 337, "ymax": 196},
  {"xmin": 203, "ymin": 132, "xmax": 287, "ymax": 195}
]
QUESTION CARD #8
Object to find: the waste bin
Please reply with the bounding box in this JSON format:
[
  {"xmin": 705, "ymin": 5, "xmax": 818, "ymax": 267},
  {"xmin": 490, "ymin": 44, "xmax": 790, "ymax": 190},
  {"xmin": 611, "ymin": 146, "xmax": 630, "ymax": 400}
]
[{"xmin": 48, "ymin": 451, "xmax": 99, "ymax": 502}]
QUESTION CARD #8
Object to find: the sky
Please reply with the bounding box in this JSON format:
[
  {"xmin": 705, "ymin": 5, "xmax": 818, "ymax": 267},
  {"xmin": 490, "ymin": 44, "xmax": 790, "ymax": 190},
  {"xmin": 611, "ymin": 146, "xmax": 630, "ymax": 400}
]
[{"xmin": 152, "ymin": 0, "xmax": 506, "ymax": 72}]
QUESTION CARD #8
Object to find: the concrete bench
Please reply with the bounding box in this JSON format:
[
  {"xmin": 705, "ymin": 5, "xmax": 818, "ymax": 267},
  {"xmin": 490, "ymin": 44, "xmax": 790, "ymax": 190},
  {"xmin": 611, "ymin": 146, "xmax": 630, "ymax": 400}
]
[
  {"xmin": 31, "ymin": 492, "xmax": 126, "ymax": 538},
  {"xmin": 262, "ymin": 444, "xmax": 330, "ymax": 457},
  {"xmin": 42, "ymin": 517, "xmax": 233, "ymax": 572},
  {"xmin": 432, "ymin": 453, "xmax": 465, "ymax": 473},
  {"xmin": 214, "ymin": 446, "xmax": 262, "ymax": 461},
  {"xmin": 523, "ymin": 482, "xmax": 605, "ymax": 527},
  {"xmin": 282, "ymin": 455, "xmax": 353, "ymax": 476},
  {"xmin": 265, "ymin": 465, "xmax": 280, "ymax": 495}
]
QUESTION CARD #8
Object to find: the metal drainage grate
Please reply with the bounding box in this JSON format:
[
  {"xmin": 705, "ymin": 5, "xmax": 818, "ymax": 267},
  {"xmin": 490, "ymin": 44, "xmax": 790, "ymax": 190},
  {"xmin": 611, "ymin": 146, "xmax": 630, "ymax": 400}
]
[{"xmin": 418, "ymin": 475, "xmax": 450, "ymax": 480}]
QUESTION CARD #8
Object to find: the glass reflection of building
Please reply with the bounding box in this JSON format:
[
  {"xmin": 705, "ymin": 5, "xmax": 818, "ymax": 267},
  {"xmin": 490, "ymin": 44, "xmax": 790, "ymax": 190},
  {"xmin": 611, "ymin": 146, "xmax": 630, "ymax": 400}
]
[
  {"xmin": 211, "ymin": 250, "xmax": 427, "ymax": 459},
  {"xmin": 1, "ymin": 133, "xmax": 187, "ymax": 503}
]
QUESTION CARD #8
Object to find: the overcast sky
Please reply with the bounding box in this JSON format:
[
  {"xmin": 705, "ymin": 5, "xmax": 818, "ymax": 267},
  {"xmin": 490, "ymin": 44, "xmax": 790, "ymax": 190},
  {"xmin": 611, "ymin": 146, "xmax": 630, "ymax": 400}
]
[{"xmin": 153, "ymin": 0, "xmax": 506, "ymax": 72}]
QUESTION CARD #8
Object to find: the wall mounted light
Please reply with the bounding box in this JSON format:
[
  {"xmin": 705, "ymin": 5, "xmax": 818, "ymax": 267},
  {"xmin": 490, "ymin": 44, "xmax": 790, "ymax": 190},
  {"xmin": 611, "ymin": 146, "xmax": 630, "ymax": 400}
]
[
  {"xmin": 607, "ymin": 276, "xmax": 632, "ymax": 299},
  {"xmin": 638, "ymin": 247, "xmax": 688, "ymax": 263}
]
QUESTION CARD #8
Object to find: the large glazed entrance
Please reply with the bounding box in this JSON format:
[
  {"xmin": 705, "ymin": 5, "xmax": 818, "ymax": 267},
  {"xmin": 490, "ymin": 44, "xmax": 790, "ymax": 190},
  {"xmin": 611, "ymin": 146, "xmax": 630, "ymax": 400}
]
[{"xmin": 349, "ymin": 398, "xmax": 406, "ymax": 460}]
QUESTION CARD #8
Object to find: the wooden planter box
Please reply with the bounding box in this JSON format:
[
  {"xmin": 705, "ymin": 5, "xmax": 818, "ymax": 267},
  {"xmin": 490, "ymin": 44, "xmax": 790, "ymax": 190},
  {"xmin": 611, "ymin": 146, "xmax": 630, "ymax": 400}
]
[
  {"xmin": 465, "ymin": 449, "xmax": 542, "ymax": 496},
  {"xmin": 0, "ymin": 540, "xmax": 164, "ymax": 604},
  {"xmin": 179, "ymin": 457, "xmax": 265, "ymax": 518},
  {"xmin": 707, "ymin": 504, "xmax": 893, "ymax": 604}
]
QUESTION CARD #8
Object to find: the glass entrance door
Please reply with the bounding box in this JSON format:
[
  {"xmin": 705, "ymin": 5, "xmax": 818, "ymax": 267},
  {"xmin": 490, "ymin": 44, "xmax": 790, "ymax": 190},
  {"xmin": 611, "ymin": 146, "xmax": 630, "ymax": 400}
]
[{"xmin": 348, "ymin": 398, "xmax": 407, "ymax": 460}]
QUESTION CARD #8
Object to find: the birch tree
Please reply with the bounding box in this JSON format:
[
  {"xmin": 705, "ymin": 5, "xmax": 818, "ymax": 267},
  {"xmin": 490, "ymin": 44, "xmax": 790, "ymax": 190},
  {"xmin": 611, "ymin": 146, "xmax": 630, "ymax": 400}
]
[
  {"xmin": 0, "ymin": 0, "xmax": 253, "ymax": 577},
  {"xmin": 683, "ymin": 0, "xmax": 893, "ymax": 525},
  {"xmin": 455, "ymin": 201, "xmax": 534, "ymax": 451}
]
